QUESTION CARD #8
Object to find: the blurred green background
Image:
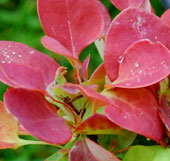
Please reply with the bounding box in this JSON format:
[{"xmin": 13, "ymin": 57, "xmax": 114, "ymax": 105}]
[{"xmin": 0, "ymin": 0, "xmax": 166, "ymax": 160}]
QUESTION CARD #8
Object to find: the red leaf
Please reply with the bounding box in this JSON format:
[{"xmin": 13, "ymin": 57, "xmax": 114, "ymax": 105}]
[
  {"xmin": 161, "ymin": 9, "xmax": 170, "ymax": 28},
  {"xmin": 0, "ymin": 101, "xmax": 19, "ymax": 149},
  {"xmin": 104, "ymin": 88, "xmax": 163, "ymax": 142},
  {"xmin": 4, "ymin": 88, "xmax": 72, "ymax": 145},
  {"xmin": 104, "ymin": 8, "xmax": 170, "ymax": 81},
  {"xmin": 106, "ymin": 40, "xmax": 170, "ymax": 88},
  {"xmin": 110, "ymin": 0, "xmax": 143, "ymax": 10},
  {"xmin": 69, "ymin": 138, "xmax": 120, "ymax": 161},
  {"xmin": 81, "ymin": 55, "xmax": 90, "ymax": 81},
  {"xmin": 76, "ymin": 113, "xmax": 122, "ymax": 135},
  {"xmin": 159, "ymin": 95, "xmax": 170, "ymax": 131},
  {"xmin": 88, "ymin": 63, "xmax": 106, "ymax": 91},
  {"xmin": 0, "ymin": 41, "xmax": 59, "ymax": 90},
  {"xmin": 38, "ymin": 0, "xmax": 104, "ymax": 59}
]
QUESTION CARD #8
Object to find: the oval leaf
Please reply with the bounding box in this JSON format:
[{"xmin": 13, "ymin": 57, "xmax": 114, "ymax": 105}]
[
  {"xmin": 103, "ymin": 88, "xmax": 163, "ymax": 142},
  {"xmin": 106, "ymin": 40, "xmax": 170, "ymax": 88},
  {"xmin": 104, "ymin": 8, "xmax": 170, "ymax": 81},
  {"xmin": 76, "ymin": 113, "xmax": 122, "ymax": 135},
  {"xmin": 0, "ymin": 41, "xmax": 59, "ymax": 90},
  {"xmin": 4, "ymin": 88, "xmax": 72, "ymax": 145},
  {"xmin": 38, "ymin": 0, "xmax": 104, "ymax": 59}
]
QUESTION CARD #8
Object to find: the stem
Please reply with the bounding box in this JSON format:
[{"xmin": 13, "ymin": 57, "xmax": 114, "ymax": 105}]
[{"xmin": 114, "ymin": 147, "xmax": 131, "ymax": 154}]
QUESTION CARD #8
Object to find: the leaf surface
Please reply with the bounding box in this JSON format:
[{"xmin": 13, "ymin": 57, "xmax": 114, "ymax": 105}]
[
  {"xmin": 4, "ymin": 88, "xmax": 72, "ymax": 145},
  {"xmin": 0, "ymin": 101, "xmax": 19, "ymax": 149},
  {"xmin": 103, "ymin": 88, "xmax": 163, "ymax": 142},
  {"xmin": 76, "ymin": 113, "xmax": 122, "ymax": 135},
  {"xmin": 104, "ymin": 8, "xmax": 170, "ymax": 81},
  {"xmin": 0, "ymin": 41, "xmax": 59, "ymax": 90},
  {"xmin": 106, "ymin": 40, "xmax": 170, "ymax": 88},
  {"xmin": 161, "ymin": 9, "xmax": 170, "ymax": 28},
  {"xmin": 81, "ymin": 55, "xmax": 90, "ymax": 81},
  {"xmin": 38, "ymin": 0, "xmax": 104, "ymax": 59}
]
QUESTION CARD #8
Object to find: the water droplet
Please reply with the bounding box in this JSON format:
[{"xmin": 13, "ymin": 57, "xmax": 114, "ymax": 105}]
[
  {"xmin": 12, "ymin": 51, "xmax": 16, "ymax": 55},
  {"xmin": 155, "ymin": 36, "xmax": 158, "ymax": 40},
  {"xmin": 7, "ymin": 60, "xmax": 11, "ymax": 64},
  {"xmin": 124, "ymin": 116, "xmax": 128, "ymax": 119},
  {"xmin": 8, "ymin": 45, "xmax": 11, "ymax": 48},
  {"xmin": 117, "ymin": 55, "xmax": 124, "ymax": 64},
  {"xmin": 161, "ymin": 61, "xmax": 165, "ymax": 65},
  {"xmin": 126, "ymin": 83, "xmax": 130, "ymax": 86},
  {"xmin": 29, "ymin": 51, "xmax": 34, "ymax": 54},
  {"xmin": 137, "ymin": 78, "xmax": 140, "ymax": 83},
  {"xmin": 135, "ymin": 63, "xmax": 139, "ymax": 67},
  {"xmin": 18, "ymin": 55, "xmax": 22, "ymax": 58},
  {"xmin": 1, "ymin": 60, "xmax": 5, "ymax": 64},
  {"xmin": 138, "ymin": 70, "xmax": 142, "ymax": 74},
  {"xmin": 140, "ymin": 112, "xmax": 144, "ymax": 115},
  {"xmin": 6, "ymin": 55, "xmax": 10, "ymax": 58}
]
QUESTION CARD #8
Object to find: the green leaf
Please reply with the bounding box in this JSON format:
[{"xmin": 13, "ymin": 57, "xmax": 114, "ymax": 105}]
[
  {"xmin": 123, "ymin": 145, "xmax": 155, "ymax": 161},
  {"xmin": 117, "ymin": 130, "xmax": 136, "ymax": 149}
]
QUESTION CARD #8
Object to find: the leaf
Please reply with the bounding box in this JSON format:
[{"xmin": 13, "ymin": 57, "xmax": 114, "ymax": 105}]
[
  {"xmin": 110, "ymin": 0, "xmax": 143, "ymax": 10},
  {"xmin": 69, "ymin": 138, "xmax": 120, "ymax": 161},
  {"xmin": 117, "ymin": 130, "xmax": 137, "ymax": 149},
  {"xmin": 159, "ymin": 95, "xmax": 170, "ymax": 132},
  {"xmin": 0, "ymin": 101, "xmax": 19, "ymax": 149},
  {"xmin": 0, "ymin": 41, "xmax": 59, "ymax": 90},
  {"xmin": 81, "ymin": 55, "xmax": 90, "ymax": 81},
  {"xmin": 123, "ymin": 145, "xmax": 155, "ymax": 161},
  {"xmin": 150, "ymin": 145, "xmax": 170, "ymax": 161},
  {"xmin": 161, "ymin": 9, "xmax": 170, "ymax": 28},
  {"xmin": 38, "ymin": 0, "xmax": 104, "ymax": 59},
  {"xmin": 106, "ymin": 40, "xmax": 170, "ymax": 88},
  {"xmin": 88, "ymin": 63, "xmax": 106, "ymax": 91},
  {"xmin": 4, "ymin": 88, "xmax": 72, "ymax": 145},
  {"xmin": 103, "ymin": 88, "xmax": 163, "ymax": 142},
  {"xmin": 104, "ymin": 8, "xmax": 170, "ymax": 81},
  {"xmin": 76, "ymin": 113, "xmax": 122, "ymax": 135}
]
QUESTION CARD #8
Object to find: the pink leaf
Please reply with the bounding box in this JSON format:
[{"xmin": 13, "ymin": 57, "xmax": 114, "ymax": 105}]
[
  {"xmin": 104, "ymin": 8, "xmax": 170, "ymax": 81},
  {"xmin": 104, "ymin": 88, "xmax": 163, "ymax": 142},
  {"xmin": 159, "ymin": 95, "xmax": 170, "ymax": 132},
  {"xmin": 38, "ymin": 0, "xmax": 104, "ymax": 59},
  {"xmin": 96, "ymin": 0, "xmax": 111, "ymax": 34},
  {"xmin": 4, "ymin": 88, "xmax": 72, "ymax": 145},
  {"xmin": 161, "ymin": 9, "xmax": 170, "ymax": 28},
  {"xmin": 106, "ymin": 40, "xmax": 170, "ymax": 88},
  {"xmin": 110, "ymin": 0, "xmax": 143, "ymax": 10},
  {"xmin": 69, "ymin": 138, "xmax": 120, "ymax": 161},
  {"xmin": 81, "ymin": 55, "xmax": 90, "ymax": 81},
  {"xmin": 76, "ymin": 113, "xmax": 122, "ymax": 135},
  {"xmin": 0, "ymin": 41, "xmax": 59, "ymax": 90}
]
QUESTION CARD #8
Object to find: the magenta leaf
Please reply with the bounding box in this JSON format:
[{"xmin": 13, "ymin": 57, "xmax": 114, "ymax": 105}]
[
  {"xmin": 4, "ymin": 88, "xmax": 72, "ymax": 145},
  {"xmin": 81, "ymin": 55, "xmax": 90, "ymax": 81},
  {"xmin": 161, "ymin": 9, "xmax": 170, "ymax": 28},
  {"xmin": 69, "ymin": 138, "xmax": 120, "ymax": 161},
  {"xmin": 104, "ymin": 8, "xmax": 170, "ymax": 81},
  {"xmin": 110, "ymin": 0, "xmax": 143, "ymax": 10},
  {"xmin": 103, "ymin": 88, "xmax": 163, "ymax": 142},
  {"xmin": 106, "ymin": 40, "xmax": 170, "ymax": 88},
  {"xmin": 38, "ymin": 0, "xmax": 104, "ymax": 60},
  {"xmin": 76, "ymin": 113, "xmax": 122, "ymax": 135},
  {"xmin": 0, "ymin": 41, "xmax": 59, "ymax": 90},
  {"xmin": 159, "ymin": 95, "xmax": 170, "ymax": 132}
]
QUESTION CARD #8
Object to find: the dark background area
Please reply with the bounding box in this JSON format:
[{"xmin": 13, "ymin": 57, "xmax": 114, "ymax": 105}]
[{"xmin": 0, "ymin": 0, "xmax": 168, "ymax": 160}]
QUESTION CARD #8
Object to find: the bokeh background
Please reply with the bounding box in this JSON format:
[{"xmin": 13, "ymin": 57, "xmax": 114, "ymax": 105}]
[{"xmin": 0, "ymin": 0, "xmax": 168, "ymax": 160}]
